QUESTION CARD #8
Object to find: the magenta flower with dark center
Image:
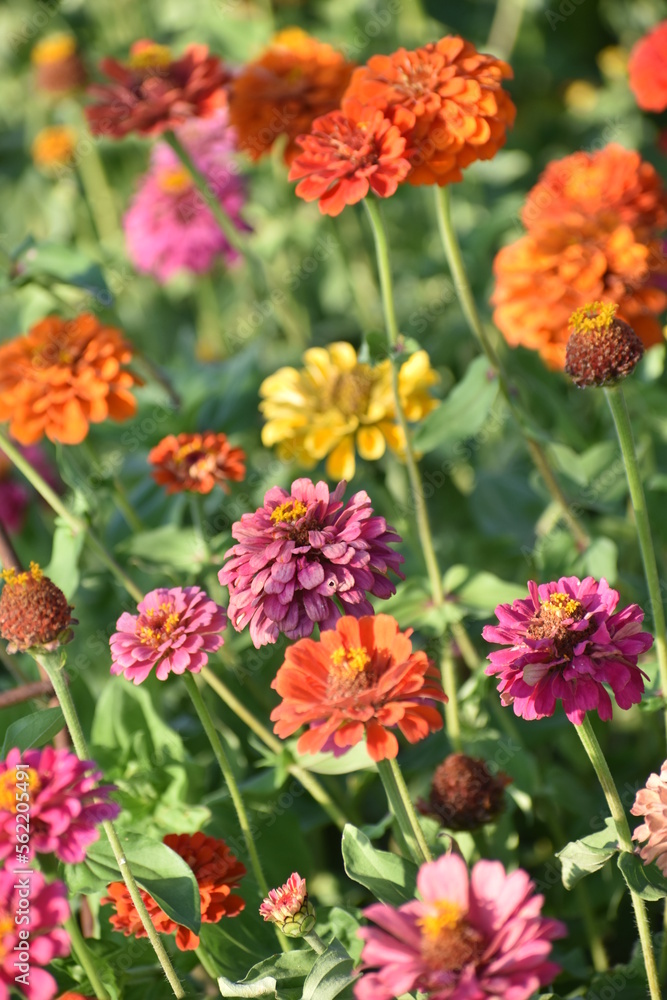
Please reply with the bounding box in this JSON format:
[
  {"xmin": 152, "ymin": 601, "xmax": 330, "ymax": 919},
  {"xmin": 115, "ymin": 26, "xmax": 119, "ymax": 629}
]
[
  {"xmin": 110, "ymin": 585, "xmax": 227, "ymax": 684},
  {"xmin": 218, "ymin": 478, "xmax": 404, "ymax": 648},
  {"xmin": 482, "ymin": 575, "xmax": 652, "ymax": 724},
  {"xmin": 355, "ymin": 852, "xmax": 565, "ymax": 1000}
]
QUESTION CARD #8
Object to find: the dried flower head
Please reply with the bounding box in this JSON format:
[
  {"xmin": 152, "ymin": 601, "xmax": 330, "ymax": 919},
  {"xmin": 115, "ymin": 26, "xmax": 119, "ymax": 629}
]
[
  {"xmin": 259, "ymin": 873, "xmax": 316, "ymax": 937},
  {"xmin": 0, "ymin": 563, "xmax": 76, "ymax": 653},
  {"xmin": 149, "ymin": 431, "xmax": 246, "ymax": 494},
  {"xmin": 565, "ymin": 302, "xmax": 644, "ymax": 387},
  {"xmin": 32, "ymin": 125, "xmax": 77, "ymax": 172},
  {"xmin": 31, "ymin": 33, "xmax": 87, "ymax": 93},
  {"xmin": 418, "ymin": 753, "xmax": 511, "ymax": 831},
  {"xmin": 631, "ymin": 761, "xmax": 667, "ymax": 876}
]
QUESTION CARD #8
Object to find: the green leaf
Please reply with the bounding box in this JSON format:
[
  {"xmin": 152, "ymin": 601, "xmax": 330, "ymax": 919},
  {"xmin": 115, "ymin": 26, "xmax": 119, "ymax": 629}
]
[
  {"xmin": 556, "ymin": 819, "xmax": 618, "ymax": 889},
  {"xmin": 1, "ymin": 708, "xmax": 65, "ymax": 757},
  {"xmin": 118, "ymin": 524, "xmax": 208, "ymax": 571},
  {"xmin": 217, "ymin": 950, "xmax": 314, "ymax": 998},
  {"xmin": 65, "ymin": 832, "xmax": 200, "ymax": 933},
  {"xmin": 13, "ymin": 242, "xmax": 111, "ymax": 303},
  {"xmin": 45, "ymin": 516, "xmax": 86, "ymax": 598},
  {"xmin": 294, "ymin": 741, "xmax": 375, "ymax": 775},
  {"xmin": 342, "ymin": 824, "xmax": 418, "ymax": 905},
  {"xmin": 412, "ymin": 355, "xmax": 499, "ymax": 454},
  {"xmin": 92, "ymin": 680, "xmax": 184, "ymax": 761},
  {"xmin": 302, "ymin": 939, "xmax": 355, "ymax": 1000},
  {"xmin": 617, "ymin": 851, "xmax": 667, "ymax": 901}
]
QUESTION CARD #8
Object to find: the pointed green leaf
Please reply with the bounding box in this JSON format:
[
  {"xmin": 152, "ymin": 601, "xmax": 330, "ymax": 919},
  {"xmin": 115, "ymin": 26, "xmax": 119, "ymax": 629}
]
[
  {"xmin": 342, "ymin": 824, "xmax": 418, "ymax": 905},
  {"xmin": 556, "ymin": 818, "xmax": 618, "ymax": 889},
  {"xmin": 1, "ymin": 708, "xmax": 65, "ymax": 757}
]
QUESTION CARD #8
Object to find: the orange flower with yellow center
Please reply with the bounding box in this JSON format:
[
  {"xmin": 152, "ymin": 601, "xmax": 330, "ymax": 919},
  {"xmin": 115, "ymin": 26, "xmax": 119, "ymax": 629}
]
[
  {"xmin": 32, "ymin": 125, "xmax": 77, "ymax": 172},
  {"xmin": 31, "ymin": 33, "xmax": 86, "ymax": 93},
  {"xmin": 260, "ymin": 342, "xmax": 439, "ymax": 480},
  {"xmin": 149, "ymin": 432, "xmax": 246, "ymax": 495}
]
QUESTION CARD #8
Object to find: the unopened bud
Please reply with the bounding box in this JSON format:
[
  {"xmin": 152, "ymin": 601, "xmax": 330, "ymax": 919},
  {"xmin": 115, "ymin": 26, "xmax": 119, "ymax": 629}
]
[{"xmin": 259, "ymin": 873, "xmax": 316, "ymax": 938}]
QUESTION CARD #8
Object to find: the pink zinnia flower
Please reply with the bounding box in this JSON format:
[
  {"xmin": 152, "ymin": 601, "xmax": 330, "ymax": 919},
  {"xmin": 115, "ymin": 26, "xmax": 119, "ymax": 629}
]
[
  {"xmin": 218, "ymin": 478, "xmax": 404, "ymax": 648},
  {"xmin": 0, "ymin": 746, "xmax": 118, "ymax": 864},
  {"xmin": 110, "ymin": 585, "xmax": 227, "ymax": 684},
  {"xmin": 482, "ymin": 576, "xmax": 652, "ymax": 724},
  {"xmin": 123, "ymin": 108, "xmax": 248, "ymax": 283},
  {"xmin": 0, "ymin": 869, "xmax": 70, "ymax": 1000},
  {"xmin": 355, "ymin": 853, "xmax": 565, "ymax": 1000},
  {"xmin": 259, "ymin": 872, "xmax": 316, "ymax": 937},
  {"xmin": 631, "ymin": 761, "xmax": 667, "ymax": 875}
]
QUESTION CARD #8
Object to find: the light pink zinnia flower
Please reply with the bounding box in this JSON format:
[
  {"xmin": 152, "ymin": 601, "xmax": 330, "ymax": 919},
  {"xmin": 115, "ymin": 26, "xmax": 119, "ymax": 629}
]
[
  {"xmin": 110, "ymin": 585, "xmax": 227, "ymax": 684},
  {"xmin": 0, "ymin": 869, "xmax": 70, "ymax": 1000},
  {"xmin": 0, "ymin": 746, "xmax": 119, "ymax": 864},
  {"xmin": 218, "ymin": 478, "xmax": 404, "ymax": 648},
  {"xmin": 123, "ymin": 108, "xmax": 248, "ymax": 283},
  {"xmin": 482, "ymin": 576, "xmax": 652, "ymax": 724},
  {"xmin": 259, "ymin": 872, "xmax": 316, "ymax": 937},
  {"xmin": 631, "ymin": 761, "xmax": 667, "ymax": 875},
  {"xmin": 355, "ymin": 853, "xmax": 565, "ymax": 1000}
]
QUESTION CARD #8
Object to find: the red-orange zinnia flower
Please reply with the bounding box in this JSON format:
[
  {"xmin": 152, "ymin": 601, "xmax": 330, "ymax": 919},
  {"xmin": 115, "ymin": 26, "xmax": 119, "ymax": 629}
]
[
  {"xmin": 492, "ymin": 144, "xmax": 667, "ymax": 369},
  {"xmin": 628, "ymin": 21, "xmax": 667, "ymax": 112},
  {"xmin": 0, "ymin": 314, "xmax": 140, "ymax": 445},
  {"xmin": 289, "ymin": 98, "xmax": 412, "ymax": 216},
  {"xmin": 270, "ymin": 614, "xmax": 447, "ymax": 762},
  {"xmin": 86, "ymin": 39, "xmax": 228, "ymax": 139},
  {"xmin": 342, "ymin": 36, "xmax": 515, "ymax": 186},
  {"xmin": 102, "ymin": 832, "xmax": 245, "ymax": 950},
  {"xmin": 149, "ymin": 432, "xmax": 246, "ymax": 495},
  {"xmin": 228, "ymin": 27, "xmax": 355, "ymax": 164}
]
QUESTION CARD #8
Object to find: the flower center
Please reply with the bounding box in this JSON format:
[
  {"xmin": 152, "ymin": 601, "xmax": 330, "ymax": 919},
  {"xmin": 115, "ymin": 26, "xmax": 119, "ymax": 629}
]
[
  {"xmin": 270, "ymin": 500, "xmax": 308, "ymax": 525},
  {"xmin": 128, "ymin": 43, "xmax": 173, "ymax": 71},
  {"xmin": 136, "ymin": 603, "xmax": 181, "ymax": 647},
  {"xmin": 569, "ymin": 301, "xmax": 617, "ymax": 335},
  {"xmin": 328, "ymin": 645, "xmax": 371, "ymax": 698},
  {"xmin": 0, "ymin": 914, "xmax": 15, "ymax": 959},
  {"xmin": 0, "ymin": 770, "xmax": 41, "ymax": 814},
  {"xmin": 32, "ymin": 34, "xmax": 77, "ymax": 65},
  {"xmin": 157, "ymin": 165, "xmax": 192, "ymax": 194},
  {"xmin": 1, "ymin": 562, "xmax": 43, "ymax": 589},
  {"xmin": 417, "ymin": 899, "xmax": 485, "ymax": 972},
  {"xmin": 332, "ymin": 368, "xmax": 375, "ymax": 418},
  {"xmin": 527, "ymin": 592, "xmax": 593, "ymax": 659}
]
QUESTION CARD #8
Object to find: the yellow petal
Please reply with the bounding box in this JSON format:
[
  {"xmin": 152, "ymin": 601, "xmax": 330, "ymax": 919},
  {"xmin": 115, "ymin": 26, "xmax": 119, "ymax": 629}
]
[
  {"xmin": 379, "ymin": 420, "xmax": 405, "ymax": 454},
  {"xmin": 327, "ymin": 342, "xmax": 358, "ymax": 372},
  {"xmin": 326, "ymin": 436, "xmax": 356, "ymax": 481},
  {"xmin": 305, "ymin": 426, "xmax": 345, "ymax": 459},
  {"xmin": 356, "ymin": 425, "xmax": 386, "ymax": 461}
]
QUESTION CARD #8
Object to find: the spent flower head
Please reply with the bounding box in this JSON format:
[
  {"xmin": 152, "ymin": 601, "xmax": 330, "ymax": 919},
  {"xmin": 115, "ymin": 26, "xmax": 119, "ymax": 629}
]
[
  {"xmin": 418, "ymin": 753, "xmax": 511, "ymax": 831},
  {"xmin": 0, "ymin": 563, "xmax": 76, "ymax": 653},
  {"xmin": 565, "ymin": 301, "xmax": 645, "ymax": 387}
]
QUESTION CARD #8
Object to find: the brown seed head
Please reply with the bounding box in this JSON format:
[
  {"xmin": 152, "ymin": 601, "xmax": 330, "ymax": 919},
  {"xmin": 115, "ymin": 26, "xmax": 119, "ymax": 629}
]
[
  {"xmin": 0, "ymin": 562, "xmax": 76, "ymax": 653},
  {"xmin": 418, "ymin": 753, "xmax": 511, "ymax": 831},
  {"xmin": 565, "ymin": 301, "xmax": 644, "ymax": 387}
]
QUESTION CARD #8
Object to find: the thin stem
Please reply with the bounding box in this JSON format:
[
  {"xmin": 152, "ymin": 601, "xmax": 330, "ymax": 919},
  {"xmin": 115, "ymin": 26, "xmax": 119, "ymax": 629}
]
[
  {"xmin": 440, "ymin": 643, "xmax": 462, "ymax": 752},
  {"xmin": 200, "ymin": 666, "xmax": 347, "ymax": 830},
  {"xmin": 195, "ymin": 944, "xmax": 220, "ymax": 981},
  {"xmin": 75, "ymin": 135, "xmax": 120, "ymax": 247},
  {"xmin": 37, "ymin": 653, "xmax": 185, "ymax": 998},
  {"xmin": 362, "ymin": 198, "xmax": 400, "ymax": 347},
  {"xmin": 575, "ymin": 716, "xmax": 660, "ymax": 999},
  {"xmin": 485, "ymin": 0, "xmax": 525, "ymax": 59},
  {"xmin": 376, "ymin": 757, "xmax": 432, "ymax": 865},
  {"xmin": 303, "ymin": 930, "xmax": 327, "ymax": 955},
  {"xmin": 64, "ymin": 914, "xmax": 111, "ymax": 1000},
  {"xmin": 605, "ymin": 385, "xmax": 667, "ymax": 742}
]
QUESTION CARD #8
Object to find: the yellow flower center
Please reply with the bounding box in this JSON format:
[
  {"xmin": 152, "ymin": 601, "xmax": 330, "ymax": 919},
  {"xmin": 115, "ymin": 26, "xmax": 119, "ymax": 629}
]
[
  {"xmin": 569, "ymin": 301, "xmax": 617, "ymax": 336},
  {"xmin": 328, "ymin": 645, "xmax": 371, "ymax": 698},
  {"xmin": 2, "ymin": 563, "xmax": 43, "ymax": 589},
  {"xmin": 333, "ymin": 368, "xmax": 376, "ymax": 418},
  {"xmin": 417, "ymin": 899, "xmax": 484, "ymax": 972},
  {"xmin": 31, "ymin": 33, "xmax": 77, "ymax": 65},
  {"xmin": 157, "ymin": 165, "xmax": 192, "ymax": 194},
  {"xmin": 32, "ymin": 126, "xmax": 76, "ymax": 169},
  {"xmin": 0, "ymin": 769, "xmax": 41, "ymax": 814},
  {"xmin": 0, "ymin": 914, "xmax": 15, "ymax": 959},
  {"xmin": 137, "ymin": 603, "xmax": 181, "ymax": 646},
  {"xmin": 270, "ymin": 500, "xmax": 308, "ymax": 525},
  {"xmin": 542, "ymin": 592, "xmax": 584, "ymax": 620},
  {"xmin": 128, "ymin": 43, "xmax": 173, "ymax": 70}
]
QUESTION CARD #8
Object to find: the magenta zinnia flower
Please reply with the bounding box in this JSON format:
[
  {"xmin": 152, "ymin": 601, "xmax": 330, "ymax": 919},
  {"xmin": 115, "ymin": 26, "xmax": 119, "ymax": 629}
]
[
  {"xmin": 0, "ymin": 746, "xmax": 119, "ymax": 864},
  {"xmin": 123, "ymin": 108, "xmax": 248, "ymax": 283},
  {"xmin": 631, "ymin": 761, "xmax": 667, "ymax": 875},
  {"xmin": 482, "ymin": 576, "xmax": 652, "ymax": 724},
  {"xmin": 355, "ymin": 853, "xmax": 565, "ymax": 1000},
  {"xmin": 218, "ymin": 478, "xmax": 404, "ymax": 647},
  {"xmin": 0, "ymin": 869, "xmax": 70, "ymax": 1000},
  {"xmin": 110, "ymin": 585, "xmax": 226, "ymax": 684}
]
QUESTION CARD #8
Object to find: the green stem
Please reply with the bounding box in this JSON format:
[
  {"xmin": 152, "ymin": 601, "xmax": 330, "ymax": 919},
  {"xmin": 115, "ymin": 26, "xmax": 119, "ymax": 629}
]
[
  {"xmin": 36, "ymin": 653, "xmax": 185, "ymax": 998},
  {"xmin": 376, "ymin": 757, "xmax": 432, "ymax": 864},
  {"xmin": 75, "ymin": 131, "xmax": 120, "ymax": 246},
  {"xmin": 440, "ymin": 642, "xmax": 462, "ymax": 752},
  {"xmin": 303, "ymin": 930, "xmax": 327, "ymax": 955},
  {"xmin": 64, "ymin": 914, "xmax": 111, "ymax": 1000},
  {"xmin": 200, "ymin": 666, "xmax": 347, "ymax": 830},
  {"xmin": 575, "ymin": 716, "xmax": 660, "ymax": 998},
  {"xmin": 196, "ymin": 944, "xmax": 220, "ymax": 981},
  {"xmin": 485, "ymin": 0, "xmax": 526, "ymax": 59},
  {"xmin": 433, "ymin": 186, "xmax": 590, "ymax": 552},
  {"xmin": 604, "ymin": 385, "xmax": 667, "ymax": 741},
  {"xmin": 181, "ymin": 672, "xmax": 272, "ymax": 903}
]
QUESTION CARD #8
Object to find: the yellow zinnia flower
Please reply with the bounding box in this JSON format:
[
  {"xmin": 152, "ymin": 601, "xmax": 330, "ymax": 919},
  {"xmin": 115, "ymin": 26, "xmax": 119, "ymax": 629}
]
[
  {"xmin": 259, "ymin": 342, "xmax": 439, "ymax": 480},
  {"xmin": 31, "ymin": 125, "xmax": 77, "ymax": 172}
]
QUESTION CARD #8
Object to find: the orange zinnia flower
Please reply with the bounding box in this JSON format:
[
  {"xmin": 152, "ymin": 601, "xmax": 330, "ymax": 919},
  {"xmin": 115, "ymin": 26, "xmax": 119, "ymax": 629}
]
[
  {"xmin": 289, "ymin": 98, "xmax": 412, "ymax": 216},
  {"xmin": 628, "ymin": 21, "xmax": 667, "ymax": 113},
  {"xmin": 342, "ymin": 36, "xmax": 515, "ymax": 186},
  {"xmin": 149, "ymin": 432, "xmax": 246, "ymax": 495},
  {"xmin": 103, "ymin": 832, "xmax": 245, "ymax": 950},
  {"xmin": 492, "ymin": 145, "xmax": 667, "ymax": 369},
  {"xmin": 0, "ymin": 314, "xmax": 140, "ymax": 445},
  {"xmin": 228, "ymin": 27, "xmax": 355, "ymax": 164},
  {"xmin": 31, "ymin": 33, "xmax": 87, "ymax": 94},
  {"xmin": 270, "ymin": 614, "xmax": 447, "ymax": 762}
]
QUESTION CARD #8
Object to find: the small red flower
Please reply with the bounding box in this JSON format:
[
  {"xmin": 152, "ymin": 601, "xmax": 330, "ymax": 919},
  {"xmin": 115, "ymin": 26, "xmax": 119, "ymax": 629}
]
[
  {"xmin": 149, "ymin": 432, "xmax": 246, "ymax": 494},
  {"xmin": 288, "ymin": 98, "xmax": 412, "ymax": 216},
  {"xmin": 629, "ymin": 21, "xmax": 667, "ymax": 112}
]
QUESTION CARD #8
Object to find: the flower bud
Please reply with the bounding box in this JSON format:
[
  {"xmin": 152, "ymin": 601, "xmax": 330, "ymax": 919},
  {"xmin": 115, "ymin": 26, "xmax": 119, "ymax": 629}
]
[
  {"xmin": 31, "ymin": 34, "xmax": 87, "ymax": 94},
  {"xmin": 565, "ymin": 301, "xmax": 644, "ymax": 388},
  {"xmin": 0, "ymin": 563, "xmax": 76, "ymax": 653},
  {"xmin": 259, "ymin": 873, "xmax": 316, "ymax": 937},
  {"xmin": 418, "ymin": 753, "xmax": 511, "ymax": 831}
]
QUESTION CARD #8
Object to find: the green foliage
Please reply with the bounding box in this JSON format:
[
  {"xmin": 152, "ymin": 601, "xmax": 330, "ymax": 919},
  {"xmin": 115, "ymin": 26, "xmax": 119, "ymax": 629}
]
[
  {"xmin": 342, "ymin": 824, "xmax": 418, "ymax": 906},
  {"xmin": 557, "ymin": 819, "xmax": 619, "ymax": 889},
  {"xmin": 0, "ymin": 707, "xmax": 65, "ymax": 756}
]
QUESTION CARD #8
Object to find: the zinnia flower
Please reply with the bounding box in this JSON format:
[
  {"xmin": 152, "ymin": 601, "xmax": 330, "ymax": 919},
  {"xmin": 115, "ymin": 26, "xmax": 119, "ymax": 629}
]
[
  {"xmin": 149, "ymin": 431, "xmax": 245, "ymax": 494},
  {"xmin": 271, "ymin": 613, "xmax": 445, "ymax": 761},
  {"xmin": 343, "ymin": 36, "xmax": 516, "ymax": 186},
  {"xmin": 86, "ymin": 39, "xmax": 228, "ymax": 139},
  {"xmin": 259, "ymin": 343, "xmax": 439, "ymax": 480},
  {"xmin": 103, "ymin": 831, "xmax": 245, "ymax": 950},
  {"xmin": 565, "ymin": 301, "xmax": 645, "ymax": 387},
  {"xmin": 0, "ymin": 563, "xmax": 76, "ymax": 654},
  {"xmin": 289, "ymin": 98, "xmax": 412, "ymax": 215},
  {"xmin": 355, "ymin": 852, "xmax": 565, "ymax": 1000},
  {"xmin": 218, "ymin": 478, "xmax": 404, "ymax": 648},
  {"xmin": 418, "ymin": 753, "xmax": 511, "ymax": 831},
  {"xmin": 259, "ymin": 873, "xmax": 316, "ymax": 937},
  {"xmin": 31, "ymin": 33, "xmax": 87, "ymax": 94},
  {"xmin": 31, "ymin": 125, "xmax": 77, "ymax": 172},
  {"xmin": 492, "ymin": 144, "xmax": 667, "ymax": 369},
  {"xmin": 482, "ymin": 576, "xmax": 652, "ymax": 724},
  {"xmin": 228, "ymin": 27, "xmax": 354, "ymax": 164},
  {"xmin": 0, "ymin": 870, "xmax": 70, "ymax": 1000},
  {"xmin": 628, "ymin": 21, "xmax": 667, "ymax": 112},
  {"xmin": 0, "ymin": 746, "xmax": 119, "ymax": 864},
  {"xmin": 110, "ymin": 585, "xmax": 226, "ymax": 684},
  {"xmin": 0, "ymin": 313, "xmax": 140, "ymax": 445},
  {"xmin": 631, "ymin": 761, "xmax": 667, "ymax": 875},
  {"xmin": 123, "ymin": 109, "xmax": 249, "ymax": 283}
]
